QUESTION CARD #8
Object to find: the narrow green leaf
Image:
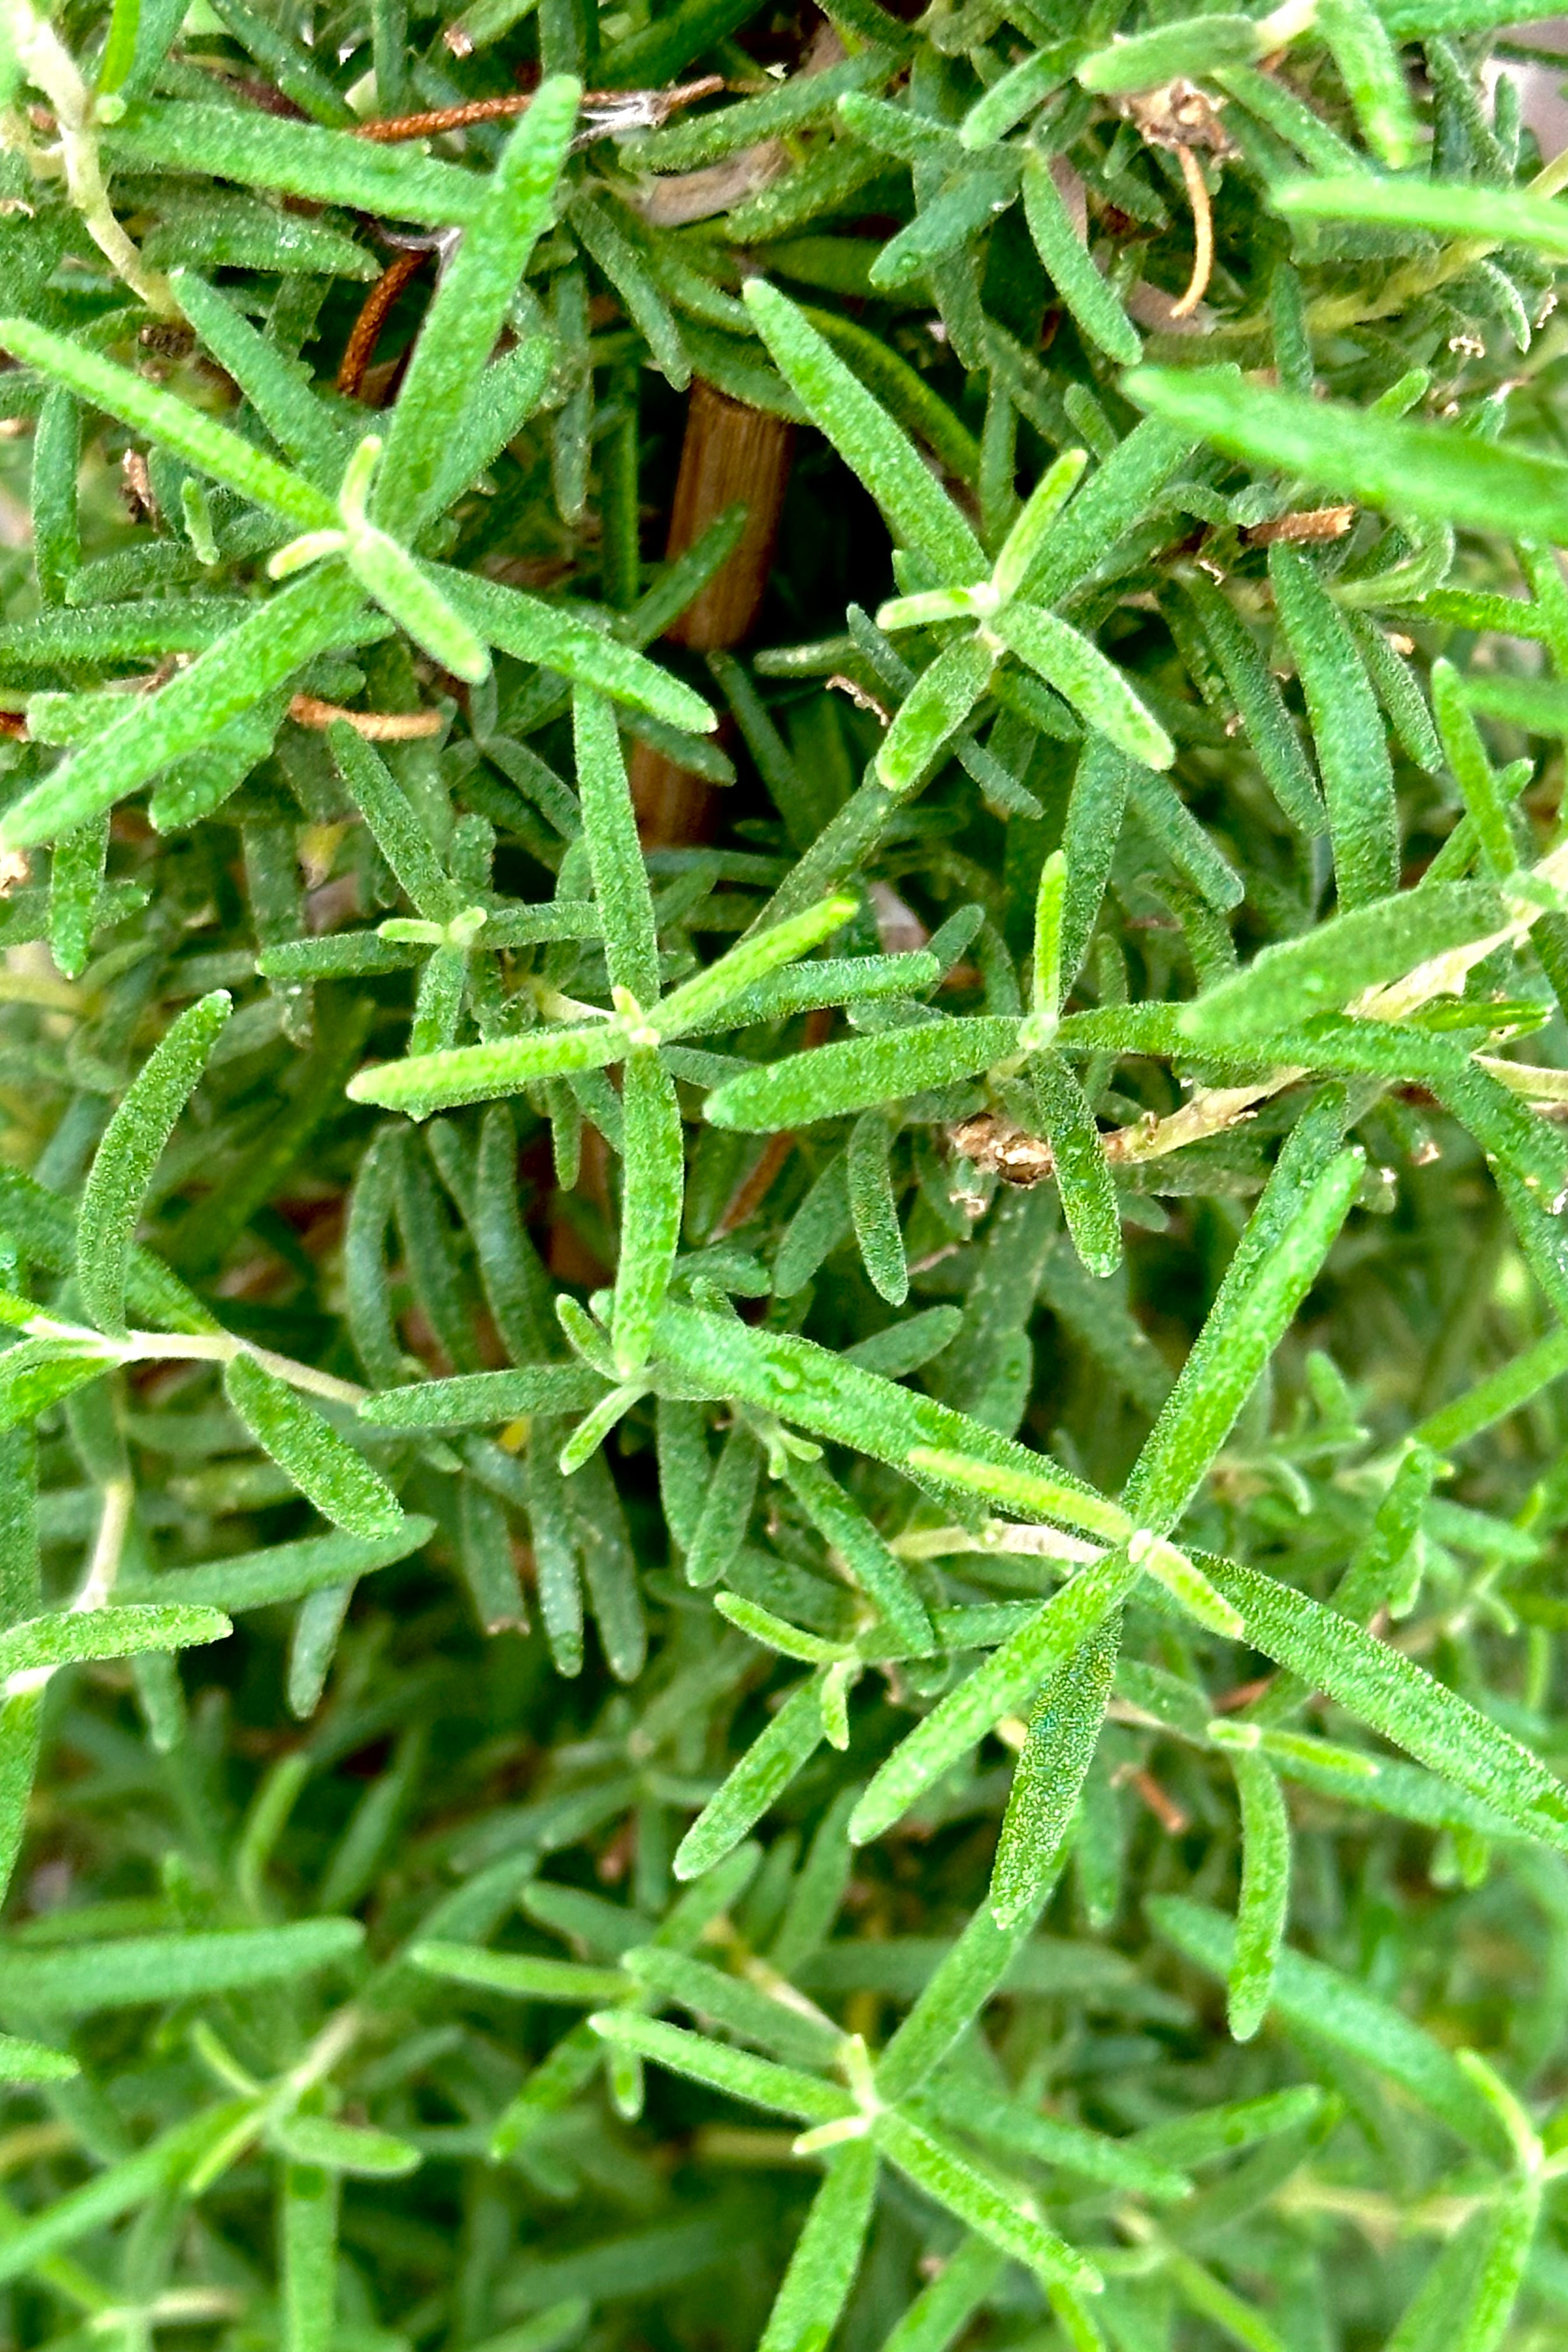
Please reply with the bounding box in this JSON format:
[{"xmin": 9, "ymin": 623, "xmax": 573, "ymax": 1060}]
[
  {"xmin": 0, "ymin": 314, "xmax": 335, "ymax": 527},
  {"xmin": 705, "ymin": 1016, "xmax": 1021, "ymax": 1132},
  {"xmin": 1269, "ymin": 545, "xmax": 1396, "ymax": 910},
  {"xmin": 1126, "ymin": 366, "xmax": 1568, "ymax": 548},
  {"xmin": 990, "ymin": 1614, "xmax": 1117, "ymax": 1927},
  {"xmin": 438, "ymin": 572, "xmax": 716, "ymax": 733},
  {"xmin": 77, "ymin": 990, "xmax": 231, "ymax": 1336},
  {"xmin": 271, "ymin": 2116, "xmax": 419, "ymax": 2178},
  {"xmin": 588, "ymin": 2010, "xmax": 853, "ymax": 2124},
  {"xmin": 0, "ymin": 567, "xmax": 370, "ymax": 850},
  {"xmin": 1030, "ymin": 1053, "xmax": 1120, "ymax": 1277},
  {"xmin": 376, "ymin": 79, "xmax": 580, "ymax": 537},
  {"xmin": 1319, "ymin": 0, "xmax": 1421, "ymax": 164},
  {"xmin": 574, "ymin": 688, "xmax": 660, "ymax": 1007},
  {"xmin": 1077, "ymin": 14, "xmax": 1260, "ymax": 92},
  {"xmin": 783, "ymin": 1453, "xmax": 935, "ymax": 1656},
  {"xmin": 876, "ymin": 633, "xmax": 996, "ymax": 795},
  {"xmin": 743, "ymin": 280, "xmax": 986, "ymax": 583},
  {"xmin": 346, "ymin": 1020, "xmax": 629, "ymax": 1117},
  {"xmin": 0, "ymin": 1603, "xmax": 229, "ymax": 1682},
  {"xmin": 994, "ymin": 603, "xmax": 1174, "ymax": 770},
  {"xmin": 758, "ymin": 2137, "xmax": 880, "ymax": 2352},
  {"xmin": 1180, "ymin": 882, "xmax": 1506, "ymax": 1041},
  {"xmin": 0, "ymin": 1919, "xmax": 362, "ymax": 2011},
  {"xmin": 1020, "ymin": 155, "xmax": 1140, "ymax": 367},
  {"xmin": 1224, "ymin": 1742, "xmax": 1290, "ymax": 2041},
  {"xmin": 107, "ymin": 100, "xmax": 487, "ymax": 224},
  {"xmin": 1195, "ymin": 1550, "xmax": 1568, "ymax": 1850},
  {"xmin": 850, "ymin": 1547, "xmax": 1142, "ymax": 1845},
  {"xmin": 117, "ymin": 1521, "xmax": 434, "ymax": 1611},
  {"xmin": 1275, "ymin": 172, "xmax": 1568, "ymax": 254},
  {"xmin": 411, "ymin": 1943, "xmax": 626, "ymax": 2003},
  {"xmin": 224, "ymin": 1355, "xmax": 404, "ymax": 1540},
  {"xmin": 172, "ymin": 270, "xmax": 348, "ymax": 488},
  {"xmin": 674, "ymin": 1679, "xmax": 827, "ymax": 1881},
  {"xmin": 613, "ymin": 1051, "xmax": 684, "ymax": 1377},
  {"xmin": 874, "ymin": 2111, "xmax": 1100, "ymax": 2291},
  {"xmin": 1122, "ymin": 1130, "xmax": 1363, "ymax": 1532},
  {"xmin": 360, "ymin": 1369, "xmax": 603, "ymax": 1430},
  {"xmin": 847, "ymin": 1108, "xmax": 907, "ymax": 1306},
  {"xmin": 1181, "ymin": 576, "xmax": 1325, "ymax": 836}
]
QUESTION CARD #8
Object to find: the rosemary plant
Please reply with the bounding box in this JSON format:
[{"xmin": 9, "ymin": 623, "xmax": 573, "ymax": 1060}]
[{"xmin": 2, "ymin": 0, "xmax": 1568, "ymax": 2342}]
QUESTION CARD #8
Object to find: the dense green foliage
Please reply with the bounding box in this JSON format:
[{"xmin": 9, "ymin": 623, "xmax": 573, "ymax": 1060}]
[{"xmin": 8, "ymin": 0, "xmax": 1568, "ymax": 2344}]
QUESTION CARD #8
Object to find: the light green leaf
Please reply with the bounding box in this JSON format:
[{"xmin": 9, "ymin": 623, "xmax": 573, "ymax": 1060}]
[
  {"xmin": 993, "ymin": 603, "xmax": 1174, "ymax": 769},
  {"xmin": 0, "ymin": 314, "xmax": 335, "ymax": 527},
  {"xmin": 705, "ymin": 1016, "xmax": 1021, "ymax": 1132},
  {"xmin": 1126, "ymin": 366, "xmax": 1568, "ymax": 547},
  {"xmin": 0, "ymin": 1919, "xmax": 362, "ymax": 2011},
  {"xmin": 77, "ymin": 990, "xmax": 231, "ymax": 1336},
  {"xmin": 1020, "ymin": 155, "xmax": 1140, "ymax": 367},
  {"xmin": 224, "ymin": 1354, "xmax": 404, "ymax": 1539},
  {"xmin": 743, "ymin": 279, "xmax": 986, "ymax": 583},
  {"xmin": 0, "ymin": 1602, "xmax": 230, "ymax": 1682},
  {"xmin": 376, "ymin": 78, "xmax": 580, "ymax": 537}
]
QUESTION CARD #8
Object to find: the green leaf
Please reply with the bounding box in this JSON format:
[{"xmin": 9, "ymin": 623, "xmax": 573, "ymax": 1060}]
[
  {"xmin": 1318, "ymin": 0, "xmax": 1421, "ymax": 164},
  {"xmin": 77, "ymin": 990, "xmax": 231, "ymax": 1336},
  {"xmin": 107, "ymin": 99, "xmax": 488, "ymax": 224},
  {"xmin": 0, "ymin": 566, "xmax": 370, "ymax": 850},
  {"xmin": 588, "ymin": 2010, "xmax": 853, "ymax": 2124},
  {"xmin": 650, "ymin": 895, "xmax": 858, "ymax": 1037},
  {"xmin": 411, "ymin": 1943, "xmax": 626, "ymax": 2003},
  {"xmin": 0, "ymin": 2034, "xmax": 76, "ymax": 2081},
  {"xmin": 993, "ymin": 603, "xmax": 1174, "ymax": 770},
  {"xmin": 1275, "ymin": 172, "xmax": 1568, "ymax": 255},
  {"xmin": 1269, "ymin": 545, "xmax": 1397, "ymax": 911},
  {"xmin": 270, "ymin": 2116, "xmax": 421, "ymax": 2178},
  {"xmin": 0, "ymin": 1602, "xmax": 230, "ymax": 1681},
  {"xmin": 612, "ymin": 1052, "xmax": 684, "ymax": 1377},
  {"xmin": 705, "ymin": 1016, "xmax": 1021, "ymax": 1132},
  {"xmin": 1179, "ymin": 882, "xmax": 1507, "ymax": 1041},
  {"xmin": 1222, "ymin": 1740, "xmax": 1291, "ymax": 2041},
  {"xmin": 117, "ymin": 1520, "xmax": 435, "ymax": 1610},
  {"xmin": 171, "ymin": 270, "xmax": 349, "ymax": 488},
  {"xmin": 1020, "ymin": 155, "xmax": 1140, "ymax": 368},
  {"xmin": 876, "ymin": 634, "xmax": 996, "ymax": 794},
  {"xmin": 0, "ymin": 1337, "xmax": 113, "ymax": 1433},
  {"xmin": 1126, "ymin": 366, "xmax": 1568, "ymax": 548},
  {"xmin": 849, "ymin": 1547, "xmax": 1142, "ymax": 1845},
  {"xmin": 743, "ymin": 280, "xmax": 987, "ymax": 583},
  {"xmin": 574, "ymin": 687, "xmax": 660, "ymax": 1007},
  {"xmin": 1122, "ymin": 1116, "xmax": 1363, "ymax": 1532},
  {"xmin": 1181, "ymin": 573, "xmax": 1325, "ymax": 833},
  {"xmin": 0, "ymin": 1920, "xmax": 363, "ymax": 2011},
  {"xmin": 341, "ymin": 529, "xmax": 490, "ymax": 685},
  {"xmin": 783, "ymin": 1453, "xmax": 935, "ymax": 1656},
  {"xmin": 847, "ymin": 1108, "xmax": 907, "ymax": 1305},
  {"xmin": 674, "ymin": 1679, "xmax": 828, "ymax": 1881},
  {"xmin": 873, "ymin": 2110, "xmax": 1100, "ymax": 2292},
  {"xmin": 438, "ymin": 572, "xmax": 716, "ymax": 732},
  {"xmin": 0, "ymin": 305, "xmax": 329, "ymax": 519},
  {"xmin": 359, "ymin": 1370, "xmax": 603, "ymax": 1430},
  {"xmin": 224, "ymin": 1354, "xmax": 404, "ymax": 1539},
  {"xmin": 1077, "ymin": 13, "xmax": 1261, "ymax": 92},
  {"xmin": 374, "ymin": 79, "xmax": 578, "ymax": 536},
  {"xmin": 1030, "ymin": 1053, "xmax": 1120, "ymax": 1277},
  {"xmin": 990, "ymin": 1614, "xmax": 1117, "ymax": 1927},
  {"xmin": 758, "ymin": 2137, "xmax": 879, "ymax": 2352},
  {"xmin": 1194, "ymin": 1550, "xmax": 1568, "ymax": 1850},
  {"xmin": 1149, "ymin": 1897, "xmax": 1510, "ymax": 2154},
  {"xmin": 346, "ymin": 1020, "xmax": 629, "ymax": 1118}
]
